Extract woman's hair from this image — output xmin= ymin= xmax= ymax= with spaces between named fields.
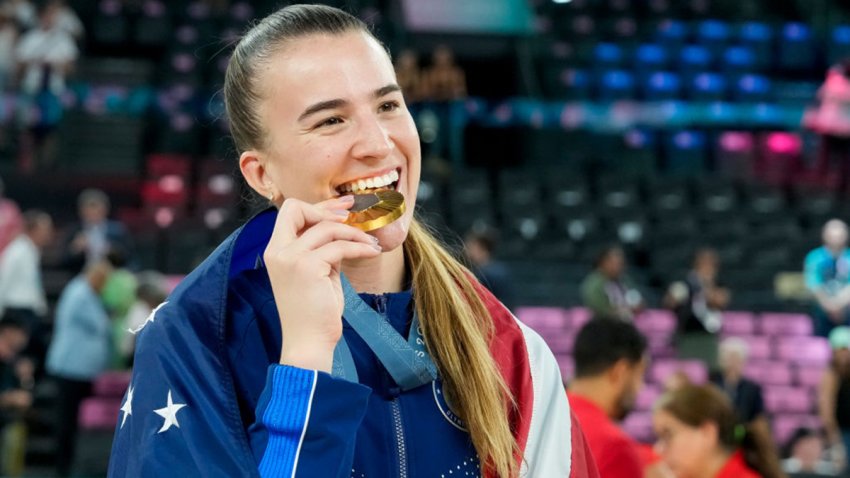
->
xmin=656 ymin=384 xmax=784 ymax=478
xmin=223 ymin=5 xmax=518 ymax=476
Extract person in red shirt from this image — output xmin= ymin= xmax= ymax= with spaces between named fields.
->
xmin=567 ymin=319 xmax=656 ymax=477
xmin=653 ymin=384 xmax=784 ymax=478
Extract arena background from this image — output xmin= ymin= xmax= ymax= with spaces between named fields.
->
xmin=1 ymin=0 xmax=850 ymax=476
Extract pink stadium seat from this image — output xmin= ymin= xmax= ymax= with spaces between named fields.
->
xmin=516 ymin=307 xmax=570 ymax=331
xmin=794 ymin=365 xmax=826 ymax=391
xmin=760 ymin=313 xmax=814 ymax=336
xmin=775 ymin=337 xmax=831 ymax=365
xmin=540 ymin=332 xmax=576 ymax=356
xmin=557 ymin=355 xmax=575 ymax=382
xmin=635 ymin=384 xmax=662 ymax=412
xmin=567 ymin=307 xmax=593 ymax=331
xmin=720 ymin=311 xmax=758 ymax=335
xmin=93 ymin=371 xmax=132 ymax=398
xmin=650 ymin=359 xmax=708 ymax=385
xmin=78 ymin=398 xmax=122 ymax=431
xmin=725 ymin=335 xmax=771 ymax=360
xmin=771 ymin=414 xmax=821 ymax=447
xmin=635 ymin=309 xmax=676 ymax=335
xmin=622 ymin=411 xmax=655 ymax=443
xmin=763 ymin=386 xmax=813 ymax=414
xmin=744 ymin=361 xmax=792 ymax=386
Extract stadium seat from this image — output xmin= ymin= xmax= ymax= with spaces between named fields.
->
xmin=745 ymin=360 xmax=793 ymax=386
xmin=557 ymin=355 xmax=575 ymax=382
xmin=134 ymin=1 xmax=172 ymax=48
xmin=777 ymin=23 xmax=815 ymax=71
xmin=596 ymin=69 xmax=637 ymax=101
xmin=650 ymin=359 xmax=708 ymax=385
xmin=622 ymin=412 xmax=655 ymax=444
xmin=92 ymin=0 xmax=129 ymax=47
xmin=641 ymin=71 xmax=682 ymax=100
xmin=715 ymin=131 xmax=756 ymax=178
xmin=696 ymin=20 xmax=731 ymax=57
xmin=93 ymin=371 xmax=132 ymax=398
xmin=775 ymin=336 xmax=831 ymax=366
xmin=517 ymin=307 xmax=571 ymax=330
xmin=772 ymin=414 xmax=822 ymax=449
xmin=664 ymin=130 xmax=707 ymax=175
xmin=737 ymin=21 xmax=774 ymax=70
xmin=724 ymin=334 xmax=772 ymax=361
xmin=721 ymin=46 xmax=757 ymax=75
xmin=78 ymin=398 xmax=123 ymax=431
xmin=763 ymin=386 xmax=813 ymax=414
xmin=828 ymin=25 xmax=850 ymax=66
xmin=655 ymin=19 xmax=689 ymax=50
xmin=720 ymin=311 xmax=758 ymax=335
xmin=634 ymin=384 xmax=662 ymax=412
xmin=761 ymin=313 xmax=814 ymax=336
xmin=687 ymin=72 xmax=727 ymax=101
xmin=634 ymin=44 xmax=670 ymax=76
xmin=679 ymin=46 xmax=714 ymax=80
xmin=732 ymin=74 xmax=772 ymax=103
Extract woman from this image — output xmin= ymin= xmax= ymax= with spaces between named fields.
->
xmin=107 ymin=5 xmax=595 ymax=478
xmin=653 ymin=384 xmax=784 ymax=478
xmin=818 ymin=326 xmax=850 ymax=475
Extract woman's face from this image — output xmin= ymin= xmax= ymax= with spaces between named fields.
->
xmin=653 ymin=410 xmax=714 ymax=478
xmin=245 ymin=31 xmax=421 ymax=251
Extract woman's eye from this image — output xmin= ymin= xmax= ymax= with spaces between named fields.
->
xmin=316 ymin=117 xmax=342 ymax=128
xmin=379 ymin=101 xmax=400 ymax=113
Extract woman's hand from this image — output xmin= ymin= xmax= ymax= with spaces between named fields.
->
xmin=264 ymin=195 xmax=382 ymax=373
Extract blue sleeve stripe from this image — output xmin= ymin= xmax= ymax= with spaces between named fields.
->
xmin=258 ymin=366 xmax=318 ymax=478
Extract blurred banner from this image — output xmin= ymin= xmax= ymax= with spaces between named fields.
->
xmin=401 ymin=0 xmax=533 ymax=35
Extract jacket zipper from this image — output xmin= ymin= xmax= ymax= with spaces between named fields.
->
xmin=390 ymin=398 xmax=408 ymax=478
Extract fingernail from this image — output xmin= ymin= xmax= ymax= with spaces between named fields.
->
xmin=372 ymin=243 xmax=382 ymax=251
xmin=338 ymin=195 xmax=354 ymax=203
xmin=370 ymin=236 xmax=379 ymax=243
xmin=331 ymin=209 xmax=350 ymax=217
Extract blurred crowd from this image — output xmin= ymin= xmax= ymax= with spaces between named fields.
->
xmin=0 ymin=179 xmax=166 ymax=476
xmin=0 ymin=0 xmax=81 ymax=173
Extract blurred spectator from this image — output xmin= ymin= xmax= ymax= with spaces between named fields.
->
xmin=62 ymin=188 xmax=133 ymax=274
xmin=581 ymin=245 xmax=643 ymax=321
xmin=119 ymin=271 xmax=167 ymax=366
xmin=666 ymin=248 xmax=731 ymax=369
xmin=653 ymin=383 xmax=784 ymax=478
xmin=2 ymin=0 xmax=35 ymax=30
xmin=14 ymin=0 xmax=78 ymax=172
xmin=45 ymin=260 xmax=114 ymax=477
xmin=804 ymin=60 xmax=850 ymax=193
xmin=567 ymin=319 xmax=666 ymax=477
xmin=463 ymin=227 xmax=514 ymax=311
xmin=0 ymin=317 xmax=32 ymax=478
xmin=395 ymin=49 xmax=423 ymax=104
xmin=46 ymin=0 xmax=82 ymax=42
xmin=99 ymin=249 xmax=137 ymax=367
xmin=818 ymin=326 xmax=850 ymax=475
xmin=804 ymin=219 xmax=850 ymax=337
xmin=711 ymin=337 xmax=774 ymax=461
xmin=421 ymin=45 xmax=467 ymax=166
xmin=0 ymin=210 xmax=52 ymax=369
xmin=781 ymin=427 xmax=838 ymax=477
xmin=0 ymin=7 xmax=17 ymax=93
xmin=0 ymin=176 xmax=22 ymax=255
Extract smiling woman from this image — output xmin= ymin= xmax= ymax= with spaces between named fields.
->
xmin=106 ymin=5 xmax=595 ymax=478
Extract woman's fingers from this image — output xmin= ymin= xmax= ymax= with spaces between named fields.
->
xmin=311 ymin=239 xmax=382 ymax=265
xmin=294 ymin=220 xmax=376 ymax=252
xmin=271 ymin=196 xmax=354 ymax=243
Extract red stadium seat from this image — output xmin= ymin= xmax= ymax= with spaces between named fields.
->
xmin=78 ymin=398 xmax=122 ymax=431
xmin=775 ymin=336 xmax=831 ymax=365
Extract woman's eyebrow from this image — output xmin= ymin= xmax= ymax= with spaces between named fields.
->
xmin=298 ymin=99 xmax=347 ymax=122
xmin=298 ymin=84 xmax=401 ymax=122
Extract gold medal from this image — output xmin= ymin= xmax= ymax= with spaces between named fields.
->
xmin=345 ymin=190 xmax=405 ymax=232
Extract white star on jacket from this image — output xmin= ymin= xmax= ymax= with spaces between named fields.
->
xmin=129 ymin=301 xmax=169 ymax=335
xmin=119 ymin=385 xmax=134 ymax=428
xmin=154 ymin=390 xmax=187 ymax=433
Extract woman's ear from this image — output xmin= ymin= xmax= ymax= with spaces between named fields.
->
xmin=240 ymin=150 xmax=277 ymax=201
xmin=699 ymin=421 xmax=720 ymax=446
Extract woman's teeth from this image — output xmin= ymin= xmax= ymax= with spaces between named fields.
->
xmin=338 ymin=170 xmax=399 ymax=194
